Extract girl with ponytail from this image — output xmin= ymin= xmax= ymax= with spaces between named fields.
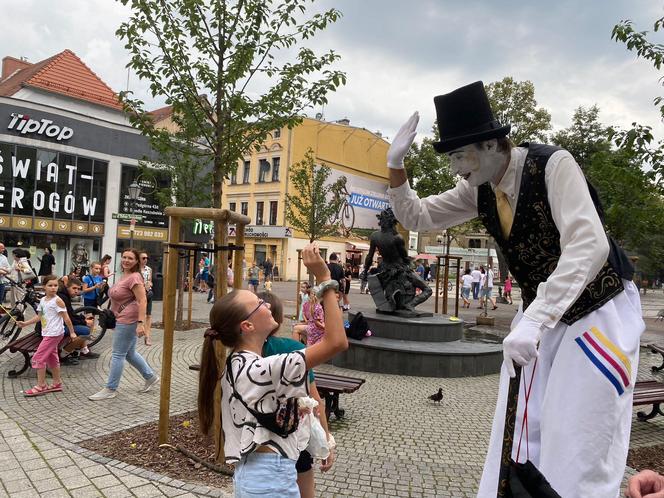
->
xmin=197 ymin=243 xmax=347 ymax=496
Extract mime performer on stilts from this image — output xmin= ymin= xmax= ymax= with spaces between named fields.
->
xmin=387 ymin=81 xmax=644 ymax=498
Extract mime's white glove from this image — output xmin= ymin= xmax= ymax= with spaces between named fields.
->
xmin=502 ymin=315 xmax=543 ymax=378
xmin=387 ymin=112 xmax=419 ymax=169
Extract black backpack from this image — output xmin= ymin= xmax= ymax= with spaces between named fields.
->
xmin=346 ymin=312 xmax=369 ymax=340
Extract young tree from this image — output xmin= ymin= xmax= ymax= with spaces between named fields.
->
xmin=117 ymin=0 xmax=347 ymax=207
xmin=285 ymin=149 xmax=347 ymax=243
xmin=139 ymin=128 xmax=213 ymax=329
xmin=486 ymin=77 xmax=552 ymax=145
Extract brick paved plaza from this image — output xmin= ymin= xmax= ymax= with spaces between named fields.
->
xmin=0 ymin=282 xmax=663 ymax=497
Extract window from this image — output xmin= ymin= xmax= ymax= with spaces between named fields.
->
xmin=269 ymin=201 xmax=278 ymax=225
xmin=254 ymin=244 xmax=266 ymax=266
xmin=256 ymin=201 xmax=264 ymax=225
xmin=468 ymin=238 xmax=482 ymax=248
xmin=271 ymin=157 xmax=280 ymax=182
xmin=230 ymin=167 xmax=237 ymax=185
xmin=273 ymin=128 xmax=281 ymax=139
xmin=241 ymin=202 xmax=248 ymax=216
xmin=242 ymin=161 xmax=250 ymax=184
xmin=229 ymin=202 xmax=236 ymax=212
xmin=258 ymin=159 xmax=270 ymax=183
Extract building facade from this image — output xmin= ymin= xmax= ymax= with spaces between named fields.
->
xmin=0 ymin=51 xmax=166 ymax=277
xmin=219 ymin=117 xmax=390 ymax=280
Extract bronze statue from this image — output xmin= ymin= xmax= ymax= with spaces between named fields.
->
xmin=362 ymin=208 xmax=432 ymax=316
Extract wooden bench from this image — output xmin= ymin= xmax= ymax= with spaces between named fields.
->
xmin=648 ymin=343 xmax=664 ymax=373
xmin=634 ymin=380 xmax=664 ymax=421
xmin=5 ymin=331 xmax=70 ymax=378
xmin=314 ymin=371 xmax=365 ymax=420
xmin=188 ymin=364 xmax=365 ymax=420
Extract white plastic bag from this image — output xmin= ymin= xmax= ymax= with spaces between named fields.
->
xmin=298 ymin=397 xmax=329 ymax=459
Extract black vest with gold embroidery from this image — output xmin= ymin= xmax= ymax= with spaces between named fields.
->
xmin=477 ymin=143 xmax=633 ymax=325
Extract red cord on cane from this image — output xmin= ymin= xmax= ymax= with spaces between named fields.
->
xmin=516 ymin=358 xmax=538 ymax=462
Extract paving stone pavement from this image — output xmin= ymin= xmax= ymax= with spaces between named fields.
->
xmin=0 ymin=283 xmax=662 ymax=497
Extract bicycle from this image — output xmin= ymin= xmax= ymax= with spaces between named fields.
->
xmin=331 ymin=181 xmax=356 ymax=236
xmin=0 ymin=277 xmax=42 ymax=346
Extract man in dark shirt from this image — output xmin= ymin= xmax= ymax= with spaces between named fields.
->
xmin=327 ymin=253 xmax=345 ymax=307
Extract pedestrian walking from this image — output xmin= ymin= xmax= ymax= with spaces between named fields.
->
xmin=247 ymin=261 xmax=260 ymax=293
xmin=88 ymin=249 xmax=159 ymax=400
xmin=37 ymin=247 xmax=55 ymax=276
xmin=504 ymin=275 xmax=513 ymax=305
xmin=471 ymin=266 xmax=481 ymax=301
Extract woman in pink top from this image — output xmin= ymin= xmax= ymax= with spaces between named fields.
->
xmin=89 ymin=249 xmax=159 ymax=401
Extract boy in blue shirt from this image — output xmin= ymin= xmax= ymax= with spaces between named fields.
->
xmin=82 ymin=262 xmax=105 ymax=308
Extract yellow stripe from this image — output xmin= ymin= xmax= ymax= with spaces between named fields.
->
xmin=590 ymin=326 xmax=631 ymax=379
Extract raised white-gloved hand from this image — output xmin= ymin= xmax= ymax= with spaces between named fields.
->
xmin=387 ymin=112 xmax=419 ymax=169
xmin=502 ymin=315 xmax=543 ymax=378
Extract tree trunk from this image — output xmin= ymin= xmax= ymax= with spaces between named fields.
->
xmin=176 ymin=251 xmax=185 ymax=329
xmin=175 ymin=225 xmax=187 ymax=328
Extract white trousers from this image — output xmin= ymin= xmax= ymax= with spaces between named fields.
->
xmin=477 ymin=280 xmax=644 ymax=498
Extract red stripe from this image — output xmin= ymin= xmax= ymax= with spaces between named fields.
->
xmin=582 ymin=332 xmax=630 ymax=387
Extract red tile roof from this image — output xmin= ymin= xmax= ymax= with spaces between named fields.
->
xmin=149 ymin=104 xmax=174 ymax=123
xmin=0 ymin=49 xmax=123 ymax=111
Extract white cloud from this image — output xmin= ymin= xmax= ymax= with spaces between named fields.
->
xmin=2 ymin=0 xmax=663 ymax=143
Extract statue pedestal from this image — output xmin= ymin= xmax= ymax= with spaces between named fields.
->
xmin=330 ymin=308 xmax=502 ymax=378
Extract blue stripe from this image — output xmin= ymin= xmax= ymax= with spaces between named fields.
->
xmin=575 ymin=337 xmax=624 ymax=395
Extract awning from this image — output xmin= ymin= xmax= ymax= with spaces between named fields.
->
xmin=346 ymin=242 xmax=371 ymax=251
xmin=415 ymin=253 xmax=437 ymax=261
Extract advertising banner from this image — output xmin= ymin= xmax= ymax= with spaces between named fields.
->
xmin=324 ymin=167 xmax=389 ymax=231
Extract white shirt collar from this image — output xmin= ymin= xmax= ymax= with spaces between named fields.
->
xmin=493 ymin=147 xmax=527 ymax=200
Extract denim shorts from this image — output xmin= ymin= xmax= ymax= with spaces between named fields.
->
xmin=461 ymin=287 xmax=471 ymax=299
xmin=481 ymin=287 xmax=493 ymax=297
xmin=234 ymin=451 xmax=299 ymax=497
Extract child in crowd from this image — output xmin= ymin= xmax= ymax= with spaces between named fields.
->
xmin=258 ymin=291 xmax=336 ymax=498
xmin=197 ymin=243 xmax=347 ymax=497
xmin=504 ymin=274 xmax=513 ymax=305
xmin=17 ymin=275 xmax=76 ymax=396
xmin=82 ymin=262 xmax=105 ymax=308
xmin=292 ymin=283 xmax=312 ymax=344
xmin=305 ymin=293 xmax=326 ymax=346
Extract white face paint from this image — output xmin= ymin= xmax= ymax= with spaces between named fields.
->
xmin=447 ymin=139 xmax=508 ymax=187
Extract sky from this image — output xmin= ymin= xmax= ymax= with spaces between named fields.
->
xmin=3 ymin=0 xmax=664 ymax=142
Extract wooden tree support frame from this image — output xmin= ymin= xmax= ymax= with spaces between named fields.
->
xmin=434 ymin=254 xmax=463 ymax=316
xmin=158 ymin=207 xmax=251 ymax=461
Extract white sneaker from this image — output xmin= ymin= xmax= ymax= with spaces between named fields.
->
xmin=88 ymin=388 xmax=117 ymax=401
xmin=141 ymin=375 xmax=160 ymax=393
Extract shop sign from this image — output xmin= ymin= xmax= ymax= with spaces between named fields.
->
xmin=0 ymin=150 xmax=99 ymax=217
xmin=190 ymin=219 xmax=292 ymax=239
xmin=7 ymin=113 xmax=74 ymax=141
xmin=117 ymin=226 xmax=168 ymax=241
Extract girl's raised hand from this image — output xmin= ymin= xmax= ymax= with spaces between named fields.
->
xmin=302 ymin=243 xmax=331 ymax=283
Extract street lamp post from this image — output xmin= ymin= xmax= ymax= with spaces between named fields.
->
xmin=128 ymin=181 xmax=141 ymax=248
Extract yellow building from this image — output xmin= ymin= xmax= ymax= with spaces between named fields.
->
xmin=221 ymin=117 xmax=390 ymax=280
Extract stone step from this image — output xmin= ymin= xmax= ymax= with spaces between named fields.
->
xmin=350 ymin=309 xmax=463 ymax=342
xmin=330 ymin=336 xmax=503 ymax=378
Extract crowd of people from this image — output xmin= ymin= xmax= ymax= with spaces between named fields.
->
xmin=0 ymin=243 xmax=160 ymax=400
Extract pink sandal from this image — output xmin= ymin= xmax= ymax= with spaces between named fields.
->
xmin=46 ymin=383 xmax=63 ymax=393
xmin=23 ymin=384 xmax=50 ymax=397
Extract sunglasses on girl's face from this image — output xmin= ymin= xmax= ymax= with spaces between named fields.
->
xmin=244 ymin=299 xmax=267 ymax=321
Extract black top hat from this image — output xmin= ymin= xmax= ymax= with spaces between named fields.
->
xmin=432 ymin=81 xmax=511 ymax=154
